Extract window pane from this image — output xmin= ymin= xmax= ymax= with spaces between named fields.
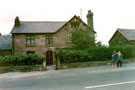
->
xmin=46 ymin=38 xmax=48 ymax=44
xmin=50 ymin=35 xmax=53 ymax=44
xmin=46 ymin=36 xmax=48 ymax=39
xmin=27 ymin=40 xmax=30 ymax=45
xmin=71 ymin=23 xmax=73 ymax=28
xmin=31 ymin=39 xmax=35 ymax=45
xmin=50 ymin=35 xmax=53 ymax=39
xmin=27 ymin=36 xmax=30 ymax=39
xmin=31 ymin=36 xmax=34 ymax=39
xmin=50 ymin=39 xmax=53 ymax=44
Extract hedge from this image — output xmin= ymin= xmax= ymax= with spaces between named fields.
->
xmin=55 ymin=45 xmax=135 ymax=63
xmin=0 ymin=54 xmax=43 ymax=67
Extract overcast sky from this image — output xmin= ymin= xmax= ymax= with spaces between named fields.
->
xmin=1 ymin=0 xmax=135 ymax=45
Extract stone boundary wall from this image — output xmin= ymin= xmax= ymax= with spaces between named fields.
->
xmin=0 ymin=65 xmax=45 ymax=74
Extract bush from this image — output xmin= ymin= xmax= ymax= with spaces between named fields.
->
xmin=55 ymin=45 xmax=135 ymax=63
xmin=0 ymin=54 xmax=43 ymax=67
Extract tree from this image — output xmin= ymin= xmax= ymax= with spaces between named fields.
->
xmin=95 ymin=41 xmax=107 ymax=47
xmin=68 ymin=28 xmax=95 ymax=50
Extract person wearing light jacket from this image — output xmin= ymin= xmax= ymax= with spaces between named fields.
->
xmin=117 ymin=51 xmax=123 ymax=67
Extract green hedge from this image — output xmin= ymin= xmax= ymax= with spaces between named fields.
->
xmin=0 ymin=54 xmax=43 ymax=67
xmin=55 ymin=45 xmax=135 ymax=63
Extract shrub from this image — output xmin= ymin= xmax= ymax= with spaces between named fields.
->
xmin=55 ymin=45 xmax=135 ymax=63
xmin=0 ymin=54 xmax=43 ymax=67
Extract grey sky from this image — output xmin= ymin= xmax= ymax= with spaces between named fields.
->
xmin=0 ymin=0 xmax=135 ymax=45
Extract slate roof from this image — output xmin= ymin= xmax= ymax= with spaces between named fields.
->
xmin=0 ymin=35 xmax=12 ymax=50
xmin=118 ymin=28 xmax=135 ymax=41
xmin=10 ymin=21 xmax=66 ymax=34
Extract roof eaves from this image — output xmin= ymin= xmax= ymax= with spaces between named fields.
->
xmin=109 ymin=29 xmax=118 ymax=43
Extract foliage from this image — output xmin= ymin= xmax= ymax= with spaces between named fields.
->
xmin=68 ymin=28 xmax=95 ymax=50
xmin=0 ymin=54 xmax=43 ymax=67
xmin=95 ymin=41 xmax=107 ymax=47
xmin=55 ymin=45 xmax=135 ymax=63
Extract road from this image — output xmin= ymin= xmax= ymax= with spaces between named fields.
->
xmin=0 ymin=63 xmax=135 ymax=90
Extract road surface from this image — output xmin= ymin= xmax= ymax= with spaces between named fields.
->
xmin=0 ymin=63 xmax=135 ymax=90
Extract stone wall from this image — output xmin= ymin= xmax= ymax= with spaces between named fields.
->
xmin=13 ymin=34 xmax=47 ymax=56
xmin=109 ymin=31 xmax=128 ymax=46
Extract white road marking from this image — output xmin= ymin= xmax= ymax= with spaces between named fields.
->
xmin=85 ymin=80 xmax=135 ymax=89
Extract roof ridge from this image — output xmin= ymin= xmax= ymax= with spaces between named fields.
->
xmin=20 ymin=21 xmax=67 ymax=23
xmin=118 ymin=28 xmax=135 ymax=31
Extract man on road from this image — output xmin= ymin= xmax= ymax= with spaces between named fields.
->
xmin=117 ymin=51 xmax=123 ymax=67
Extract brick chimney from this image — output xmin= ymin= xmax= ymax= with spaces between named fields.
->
xmin=15 ymin=16 xmax=20 ymax=27
xmin=78 ymin=16 xmax=81 ymax=19
xmin=86 ymin=10 xmax=94 ymax=30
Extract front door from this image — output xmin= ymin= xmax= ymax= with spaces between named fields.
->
xmin=46 ymin=51 xmax=53 ymax=65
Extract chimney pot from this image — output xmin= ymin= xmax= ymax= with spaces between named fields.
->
xmin=15 ymin=16 xmax=20 ymax=27
xmin=88 ymin=10 xmax=91 ymax=13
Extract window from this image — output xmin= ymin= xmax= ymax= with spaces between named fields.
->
xmin=26 ymin=35 xmax=35 ymax=46
xmin=71 ymin=23 xmax=79 ymax=29
xmin=27 ymin=51 xmax=35 ymax=55
xmin=45 ymin=35 xmax=53 ymax=46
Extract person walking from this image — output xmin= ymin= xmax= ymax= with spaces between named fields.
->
xmin=117 ymin=51 xmax=123 ymax=67
xmin=112 ymin=50 xmax=117 ymax=67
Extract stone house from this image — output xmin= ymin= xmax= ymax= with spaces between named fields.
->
xmin=0 ymin=35 xmax=12 ymax=56
xmin=10 ymin=10 xmax=96 ymax=65
xmin=109 ymin=28 xmax=135 ymax=46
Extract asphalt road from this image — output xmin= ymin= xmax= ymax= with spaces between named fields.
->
xmin=0 ymin=63 xmax=135 ymax=90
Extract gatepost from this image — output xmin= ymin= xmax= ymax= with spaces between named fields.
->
xmin=55 ymin=56 xmax=60 ymax=70
xmin=42 ymin=56 xmax=46 ymax=71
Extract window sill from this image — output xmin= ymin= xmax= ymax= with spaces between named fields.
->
xmin=26 ymin=45 xmax=36 ymax=47
xmin=45 ymin=44 xmax=53 ymax=47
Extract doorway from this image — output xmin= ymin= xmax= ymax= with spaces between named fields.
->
xmin=46 ymin=51 xmax=53 ymax=65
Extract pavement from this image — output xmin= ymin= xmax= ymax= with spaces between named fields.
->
xmin=0 ymin=63 xmax=135 ymax=90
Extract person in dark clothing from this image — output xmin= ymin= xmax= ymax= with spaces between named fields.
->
xmin=117 ymin=51 xmax=123 ymax=67
xmin=112 ymin=50 xmax=117 ymax=67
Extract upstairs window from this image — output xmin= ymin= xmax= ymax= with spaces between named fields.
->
xmin=71 ymin=18 xmax=80 ymax=29
xmin=26 ymin=35 xmax=35 ymax=46
xmin=71 ymin=23 xmax=79 ymax=29
xmin=45 ymin=35 xmax=53 ymax=46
